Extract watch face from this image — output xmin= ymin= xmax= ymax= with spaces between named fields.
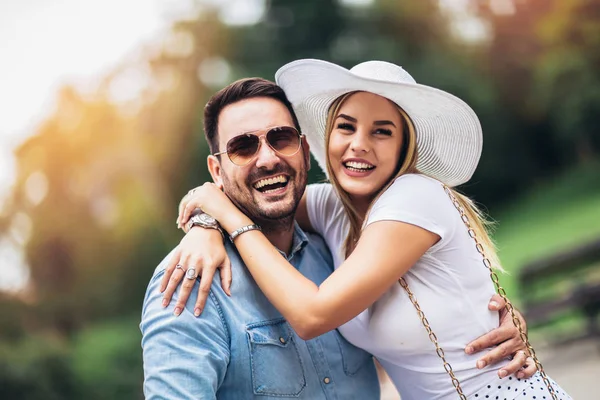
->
xmin=199 ymin=213 xmax=217 ymax=225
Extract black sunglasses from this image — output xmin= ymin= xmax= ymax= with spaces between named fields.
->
xmin=213 ymin=126 xmax=303 ymax=166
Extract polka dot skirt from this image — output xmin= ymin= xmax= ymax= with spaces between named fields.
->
xmin=471 ymin=372 xmax=572 ymax=399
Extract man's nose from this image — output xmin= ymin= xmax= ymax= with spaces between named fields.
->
xmin=254 ymin=137 xmax=281 ymax=169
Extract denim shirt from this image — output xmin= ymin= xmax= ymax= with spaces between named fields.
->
xmin=141 ymin=224 xmax=380 ymax=399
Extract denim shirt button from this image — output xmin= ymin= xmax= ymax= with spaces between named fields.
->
xmin=279 ymin=337 xmax=286 ymax=344
xmin=323 ymin=377 xmax=331 ymax=384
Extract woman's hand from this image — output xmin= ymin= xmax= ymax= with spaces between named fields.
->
xmin=176 ymin=183 xmax=251 ymax=233
xmin=160 ymin=226 xmax=231 ymax=317
xmin=176 ymin=186 xmax=203 ymax=230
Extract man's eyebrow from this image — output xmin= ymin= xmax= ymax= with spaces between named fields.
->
xmin=373 ymin=120 xmax=397 ymax=128
xmin=336 ymin=114 xmax=357 ymax=123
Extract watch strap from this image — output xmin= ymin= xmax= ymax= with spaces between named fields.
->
xmin=188 ymin=219 xmax=225 ymax=239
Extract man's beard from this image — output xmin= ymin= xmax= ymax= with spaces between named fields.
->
xmin=221 ymin=165 xmax=306 ymax=233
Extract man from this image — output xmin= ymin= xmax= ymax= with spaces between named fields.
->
xmin=140 ymin=78 xmax=532 ymax=399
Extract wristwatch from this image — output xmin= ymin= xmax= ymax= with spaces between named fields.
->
xmin=187 ymin=213 xmax=224 ymax=239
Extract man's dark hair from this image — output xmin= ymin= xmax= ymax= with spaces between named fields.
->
xmin=203 ymin=78 xmax=301 ymax=154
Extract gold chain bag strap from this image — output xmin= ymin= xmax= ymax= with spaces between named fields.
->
xmin=397 ymin=184 xmax=558 ymax=399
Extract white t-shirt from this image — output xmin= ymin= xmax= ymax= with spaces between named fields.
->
xmin=306 ymin=174 xmax=515 ymax=400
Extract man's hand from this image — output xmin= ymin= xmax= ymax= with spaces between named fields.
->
xmin=465 ymin=294 xmax=537 ymax=379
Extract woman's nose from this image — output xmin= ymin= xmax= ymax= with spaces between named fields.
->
xmin=350 ymin=130 xmax=370 ymax=153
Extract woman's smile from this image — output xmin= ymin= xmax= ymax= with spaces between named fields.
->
xmin=341 ymin=157 xmax=376 ymax=177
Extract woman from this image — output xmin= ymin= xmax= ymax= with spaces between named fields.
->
xmin=169 ymin=60 xmax=571 ymax=399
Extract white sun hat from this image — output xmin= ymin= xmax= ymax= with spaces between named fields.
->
xmin=275 ymin=59 xmax=483 ymax=187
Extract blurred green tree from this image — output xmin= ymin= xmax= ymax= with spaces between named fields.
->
xmin=0 ymin=9 xmax=230 ymax=336
xmin=0 ymin=335 xmax=75 ymax=400
xmin=470 ymin=0 xmax=600 ymax=198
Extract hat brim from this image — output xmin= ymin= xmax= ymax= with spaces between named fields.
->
xmin=275 ymin=59 xmax=482 ymax=187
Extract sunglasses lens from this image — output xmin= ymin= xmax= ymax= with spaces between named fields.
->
xmin=224 ymin=127 xmax=300 ymax=165
xmin=266 ymin=127 xmax=300 ymax=155
xmin=227 ymin=134 xmax=259 ymax=165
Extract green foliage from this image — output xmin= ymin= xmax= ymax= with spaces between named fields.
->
xmin=71 ymin=317 xmax=143 ymax=400
xmin=0 ymin=295 xmax=28 ymax=341
xmin=0 ymin=335 xmax=75 ymax=400
xmin=533 ymin=0 xmax=600 ymax=159
xmin=0 ymin=317 xmax=143 ymax=400
xmin=493 ymin=161 xmax=600 ymax=300
xmin=469 ymin=0 xmax=600 ymax=205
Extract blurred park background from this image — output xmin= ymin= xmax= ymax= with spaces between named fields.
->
xmin=0 ymin=0 xmax=599 ymax=398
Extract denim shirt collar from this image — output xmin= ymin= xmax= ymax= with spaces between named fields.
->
xmin=275 ymin=222 xmax=309 ymax=262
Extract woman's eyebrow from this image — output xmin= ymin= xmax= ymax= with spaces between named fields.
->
xmin=374 ymin=120 xmax=397 ymax=127
xmin=337 ymin=114 xmax=397 ymax=128
xmin=337 ymin=114 xmax=396 ymax=128
xmin=336 ymin=114 xmax=357 ymax=123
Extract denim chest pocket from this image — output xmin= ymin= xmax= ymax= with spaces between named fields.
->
xmin=334 ymin=332 xmax=373 ymax=376
xmin=246 ymin=318 xmax=306 ymax=397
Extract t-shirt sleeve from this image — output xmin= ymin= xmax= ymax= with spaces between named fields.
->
xmin=365 ymin=174 xmax=458 ymax=250
xmin=305 ymin=183 xmax=343 ymax=238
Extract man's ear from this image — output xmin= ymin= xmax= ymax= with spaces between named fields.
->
xmin=302 ymin=136 xmax=311 ymax=172
xmin=207 ymin=155 xmax=224 ymax=189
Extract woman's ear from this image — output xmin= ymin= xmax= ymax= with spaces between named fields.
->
xmin=207 ymin=155 xmax=224 ymax=189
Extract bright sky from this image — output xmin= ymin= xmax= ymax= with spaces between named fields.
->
xmin=0 ymin=0 xmax=173 ymax=192
xmin=0 ymin=0 xmax=175 ymax=290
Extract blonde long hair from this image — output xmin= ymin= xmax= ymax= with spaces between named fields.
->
xmin=324 ymin=92 xmax=502 ymax=271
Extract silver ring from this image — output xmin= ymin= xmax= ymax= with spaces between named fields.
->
xmin=185 ymin=267 xmax=197 ymax=280
xmin=175 ymin=264 xmax=184 ymax=270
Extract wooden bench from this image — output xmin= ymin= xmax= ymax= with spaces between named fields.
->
xmin=518 ymin=238 xmax=600 ymax=345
